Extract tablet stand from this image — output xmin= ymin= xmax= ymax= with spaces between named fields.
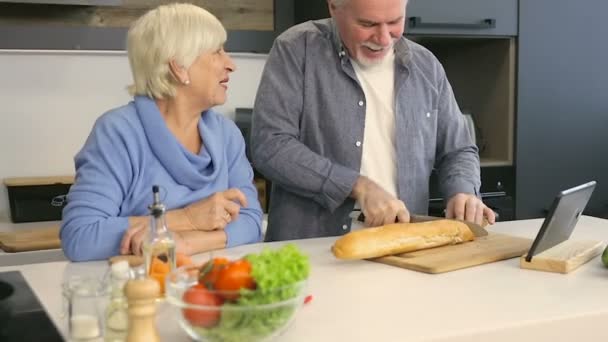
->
xmin=520 ymin=239 xmax=604 ymax=274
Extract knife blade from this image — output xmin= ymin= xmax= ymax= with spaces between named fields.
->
xmin=355 ymin=212 xmax=489 ymax=237
xmin=410 ymin=214 xmax=489 ymax=237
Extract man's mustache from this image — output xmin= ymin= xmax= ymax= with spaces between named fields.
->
xmin=361 ymin=38 xmax=397 ymax=51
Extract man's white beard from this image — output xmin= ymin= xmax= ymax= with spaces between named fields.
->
xmin=356 ymin=40 xmax=396 ymax=67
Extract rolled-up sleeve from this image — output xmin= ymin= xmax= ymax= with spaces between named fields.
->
xmin=434 ymin=65 xmax=481 ymax=200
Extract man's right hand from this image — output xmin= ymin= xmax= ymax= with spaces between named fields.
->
xmin=351 ymin=176 xmax=410 ymax=227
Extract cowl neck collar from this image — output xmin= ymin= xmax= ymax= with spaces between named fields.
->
xmin=134 ymin=96 xmax=221 ymax=189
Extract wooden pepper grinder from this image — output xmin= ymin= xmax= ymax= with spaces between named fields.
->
xmin=124 ymin=278 xmax=160 ymax=342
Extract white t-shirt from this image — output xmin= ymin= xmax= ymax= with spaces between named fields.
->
xmin=351 ymin=50 xmax=398 ymax=229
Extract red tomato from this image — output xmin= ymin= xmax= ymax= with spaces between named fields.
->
xmin=214 ymin=259 xmax=256 ymax=300
xmin=182 ymin=284 xmax=223 ymax=328
xmin=198 ymin=257 xmax=230 ymax=288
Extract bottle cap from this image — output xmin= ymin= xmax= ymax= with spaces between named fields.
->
xmin=149 ymin=185 xmax=166 ymax=217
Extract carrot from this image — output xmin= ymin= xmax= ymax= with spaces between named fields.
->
xmin=151 ymin=257 xmax=170 ymax=274
xmin=176 ymin=252 xmax=193 ymax=267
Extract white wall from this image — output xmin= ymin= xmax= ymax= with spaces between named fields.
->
xmin=0 ymin=50 xmax=267 ymax=221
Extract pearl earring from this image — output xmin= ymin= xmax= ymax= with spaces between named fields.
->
xmin=183 ymin=79 xmax=190 ymax=85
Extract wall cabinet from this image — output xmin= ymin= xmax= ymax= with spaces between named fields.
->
xmin=406 ymin=0 xmax=518 ymax=36
xmin=516 ymin=0 xmax=608 ymax=219
xmin=296 ymin=0 xmax=518 ymax=37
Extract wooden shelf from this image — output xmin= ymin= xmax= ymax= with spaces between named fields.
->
xmin=0 ymin=0 xmax=274 ymax=31
xmin=480 ymin=158 xmax=512 ymax=167
xmin=412 ymin=37 xmax=516 ymax=167
xmin=4 ymin=175 xmax=74 ymax=187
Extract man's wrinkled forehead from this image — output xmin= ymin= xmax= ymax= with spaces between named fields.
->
xmin=331 ymin=0 xmax=408 ymax=7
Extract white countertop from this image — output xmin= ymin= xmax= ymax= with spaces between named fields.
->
xmin=1 ymin=216 xmax=608 ymax=341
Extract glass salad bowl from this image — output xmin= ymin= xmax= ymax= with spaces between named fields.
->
xmin=165 ymin=246 xmax=309 ymax=342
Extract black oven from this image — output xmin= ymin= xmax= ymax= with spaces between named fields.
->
xmin=429 ymin=166 xmax=515 ymax=221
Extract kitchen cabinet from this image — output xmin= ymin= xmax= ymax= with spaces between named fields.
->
xmin=0 ymin=0 xmax=121 ymax=4
xmin=412 ymin=36 xmax=516 ymax=168
xmin=405 ymin=0 xmax=518 ymax=36
xmin=294 ymin=0 xmax=328 ymax=24
xmin=516 ymin=0 xmax=608 ymax=219
xmin=296 ymin=0 xmax=518 ymax=37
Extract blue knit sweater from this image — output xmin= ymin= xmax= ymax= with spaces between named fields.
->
xmin=60 ymin=96 xmax=262 ymax=261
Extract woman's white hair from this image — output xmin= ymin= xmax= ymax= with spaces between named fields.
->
xmin=126 ymin=3 xmax=227 ymax=99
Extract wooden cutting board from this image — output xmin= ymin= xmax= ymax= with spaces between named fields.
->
xmin=0 ymin=226 xmax=61 ymax=252
xmin=370 ymin=232 xmax=532 ymax=274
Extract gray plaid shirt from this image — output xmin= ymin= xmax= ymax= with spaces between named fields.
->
xmin=252 ymin=19 xmax=480 ymax=241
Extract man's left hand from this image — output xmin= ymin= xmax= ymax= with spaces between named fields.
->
xmin=446 ymin=193 xmax=496 ymax=225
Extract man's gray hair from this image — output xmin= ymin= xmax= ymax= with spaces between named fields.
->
xmin=329 ymin=0 xmax=408 ymax=8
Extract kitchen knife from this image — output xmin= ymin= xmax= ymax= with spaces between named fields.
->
xmin=410 ymin=215 xmax=489 ymax=237
xmin=356 ymin=212 xmax=489 ymax=237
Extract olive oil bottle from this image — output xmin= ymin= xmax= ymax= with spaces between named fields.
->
xmin=143 ymin=185 xmax=176 ymax=279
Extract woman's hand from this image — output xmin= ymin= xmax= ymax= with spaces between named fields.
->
xmin=120 ymin=217 xmax=148 ymax=255
xmin=183 ymin=188 xmax=248 ymax=231
xmin=120 ymin=217 xmax=197 ymax=256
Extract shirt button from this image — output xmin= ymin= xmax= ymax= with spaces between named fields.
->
xmin=342 ymin=224 xmax=348 ymax=230
xmin=426 ymin=112 xmax=431 ymax=118
xmin=358 ymin=100 xmax=364 ymax=106
xmin=355 ymin=141 xmax=362 ymax=147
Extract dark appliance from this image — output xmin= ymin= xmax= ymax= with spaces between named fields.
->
xmin=0 ymin=271 xmax=63 ymax=341
xmin=429 ymin=166 xmax=515 ymax=221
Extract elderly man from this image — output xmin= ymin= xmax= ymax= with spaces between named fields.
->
xmin=251 ymin=0 xmax=495 ymax=241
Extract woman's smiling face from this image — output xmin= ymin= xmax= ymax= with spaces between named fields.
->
xmin=187 ymin=47 xmax=236 ymax=109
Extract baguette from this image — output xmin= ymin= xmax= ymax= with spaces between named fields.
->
xmin=331 ymin=220 xmax=475 ymax=260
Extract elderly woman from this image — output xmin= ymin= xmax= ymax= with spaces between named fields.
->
xmin=60 ymin=3 xmax=262 ymax=261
